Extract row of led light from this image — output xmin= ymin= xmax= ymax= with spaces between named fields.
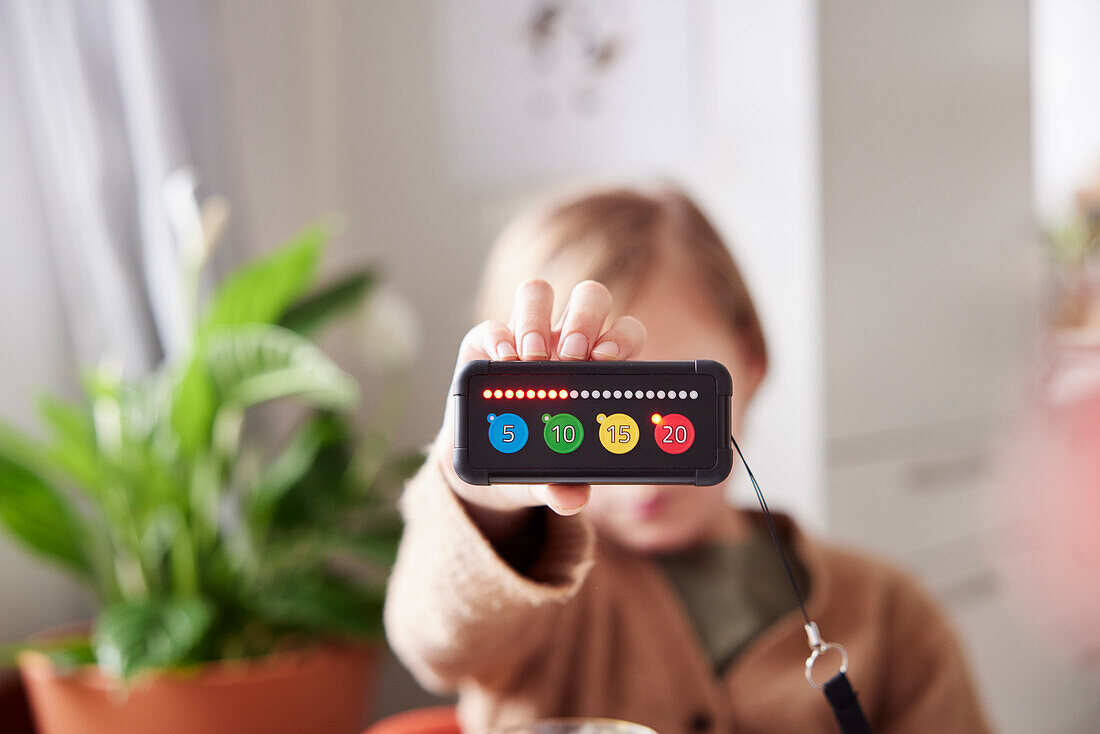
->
xmin=482 ymin=388 xmax=699 ymax=400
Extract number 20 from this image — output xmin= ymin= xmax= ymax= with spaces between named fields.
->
xmin=662 ymin=425 xmax=688 ymax=443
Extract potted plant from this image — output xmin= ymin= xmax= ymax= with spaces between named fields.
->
xmin=0 ymin=221 xmax=420 ymax=734
xmin=1045 ymin=166 xmax=1100 ymax=341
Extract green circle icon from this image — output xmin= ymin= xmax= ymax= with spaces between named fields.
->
xmin=542 ymin=413 xmax=584 ymax=454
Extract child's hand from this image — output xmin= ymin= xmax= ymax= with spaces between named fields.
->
xmin=431 ymin=279 xmax=646 ymax=531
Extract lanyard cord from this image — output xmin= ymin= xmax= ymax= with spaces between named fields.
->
xmin=731 ymin=434 xmax=873 ymax=734
xmin=731 ymin=435 xmax=810 ymax=626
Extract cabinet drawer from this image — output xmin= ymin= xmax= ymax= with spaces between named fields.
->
xmin=826 ymin=448 xmax=1002 ymax=560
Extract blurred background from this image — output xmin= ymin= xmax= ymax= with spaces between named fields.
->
xmin=2 ymin=1 xmax=1100 ymax=732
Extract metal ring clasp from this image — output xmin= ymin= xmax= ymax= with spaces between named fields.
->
xmin=803 ymin=622 xmax=850 ymax=689
xmin=805 ymin=642 xmax=850 ymax=689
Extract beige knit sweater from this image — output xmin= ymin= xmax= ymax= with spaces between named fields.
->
xmin=384 ymin=458 xmax=992 ymax=734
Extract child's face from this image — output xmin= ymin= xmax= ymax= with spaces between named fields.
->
xmin=584 ymin=271 xmax=763 ymax=553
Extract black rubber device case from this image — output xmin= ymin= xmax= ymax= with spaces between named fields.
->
xmin=452 ymin=360 xmax=733 ymax=485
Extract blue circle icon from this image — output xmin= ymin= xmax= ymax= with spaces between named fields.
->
xmin=487 ymin=413 xmax=529 ymax=453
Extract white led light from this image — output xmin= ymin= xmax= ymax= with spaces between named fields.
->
xmin=602 ymin=390 xmax=611 ymax=398
xmin=581 ymin=389 xmax=590 ymax=398
xmin=678 ymin=390 xmax=687 ymax=399
xmin=645 ymin=390 xmax=654 ymax=398
xmin=613 ymin=390 xmax=622 ymax=398
xmin=657 ymin=390 xmax=665 ymax=399
xmin=624 ymin=390 xmax=633 ymax=399
xmin=570 ymin=389 xmax=579 ymax=398
xmin=689 ymin=390 xmax=698 ymax=399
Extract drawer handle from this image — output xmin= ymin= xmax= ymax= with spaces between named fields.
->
xmin=937 ymin=569 xmax=998 ymax=606
xmin=907 ymin=453 xmax=986 ymax=492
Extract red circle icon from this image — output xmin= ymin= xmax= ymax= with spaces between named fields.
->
xmin=654 ymin=413 xmax=695 ymax=454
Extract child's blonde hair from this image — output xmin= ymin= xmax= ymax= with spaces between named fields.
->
xmin=476 ymin=184 xmax=768 ymax=369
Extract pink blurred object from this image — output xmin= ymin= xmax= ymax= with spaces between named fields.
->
xmin=1004 ymin=389 xmax=1100 ymax=656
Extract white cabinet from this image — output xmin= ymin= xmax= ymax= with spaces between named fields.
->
xmin=819 ymin=0 xmax=1033 ymax=443
xmin=721 ymin=0 xmax=1100 ymax=730
xmin=827 ymin=443 xmax=1001 ymax=563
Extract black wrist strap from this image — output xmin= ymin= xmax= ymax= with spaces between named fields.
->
xmin=823 ymin=672 xmax=873 ymax=734
xmin=732 ymin=436 xmax=873 ymax=734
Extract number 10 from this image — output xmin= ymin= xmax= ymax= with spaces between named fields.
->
xmin=552 ymin=424 xmax=576 ymax=443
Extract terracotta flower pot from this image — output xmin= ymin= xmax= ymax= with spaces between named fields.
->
xmin=18 ymin=641 xmax=378 ymax=734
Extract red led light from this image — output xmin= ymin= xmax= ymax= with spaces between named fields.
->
xmin=537 ymin=389 xmax=546 ymax=399
xmin=547 ymin=389 xmax=557 ymax=399
xmin=505 ymin=389 xmax=514 ymax=398
xmin=526 ymin=389 xmax=535 ymax=398
xmin=483 ymin=389 xmax=492 ymax=399
xmin=651 ymin=413 xmax=662 ymax=425
xmin=515 ymin=390 xmax=524 ymax=399
xmin=494 ymin=389 xmax=503 ymax=398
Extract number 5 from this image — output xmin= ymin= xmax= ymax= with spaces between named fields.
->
xmin=502 ymin=425 xmax=515 ymax=443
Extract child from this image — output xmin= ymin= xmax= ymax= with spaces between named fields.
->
xmin=384 ymin=185 xmax=990 ymax=733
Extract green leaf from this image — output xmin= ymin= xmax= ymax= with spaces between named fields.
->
xmin=284 ymin=530 xmax=400 ymax=568
xmin=115 ymin=373 xmax=171 ymax=443
xmin=205 ymin=325 xmax=359 ymax=410
xmin=37 ymin=394 xmax=94 ymax=445
xmin=35 ymin=395 xmax=105 ymax=490
xmin=249 ymin=576 xmax=382 ymax=637
xmin=246 ymin=413 xmax=344 ymax=533
xmin=47 ymin=638 xmax=96 ymax=671
xmin=171 ymin=356 xmax=217 ymax=455
xmin=258 ymin=523 xmax=400 ymax=582
xmin=0 ymin=453 xmax=90 ymax=576
xmin=201 ymin=225 xmax=326 ymax=332
xmin=279 ymin=270 xmax=376 ymax=336
xmin=93 ymin=598 xmax=214 ymax=678
xmin=266 ymin=417 xmax=356 ymax=532
xmin=0 ymin=634 xmax=92 ymax=670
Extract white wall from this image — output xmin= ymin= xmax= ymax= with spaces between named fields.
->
xmin=700 ymin=0 xmax=825 ymax=527
xmin=1031 ymin=0 xmax=1100 ymax=218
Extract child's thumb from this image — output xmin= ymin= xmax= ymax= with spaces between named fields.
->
xmin=536 ymin=484 xmax=591 ymax=516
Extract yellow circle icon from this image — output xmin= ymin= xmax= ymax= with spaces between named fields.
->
xmin=596 ymin=412 xmax=640 ymax=454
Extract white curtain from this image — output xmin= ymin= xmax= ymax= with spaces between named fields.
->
xmin=2 ymin=0 xmax=196 ymax=373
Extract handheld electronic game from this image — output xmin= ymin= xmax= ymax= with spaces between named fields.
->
xmin=451 ymin=360 xmax=733 ymax=485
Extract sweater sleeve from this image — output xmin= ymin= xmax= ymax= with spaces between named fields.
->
xmin=383 ymin=454 xmax=596 ymax=694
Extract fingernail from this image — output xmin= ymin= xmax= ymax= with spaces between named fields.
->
xmin=559 ymin=332 xmax=588 ymax=359
xmin=496 ymin=341 xmax=518 ymax=360
xmin=521 ymin=332 xmax=548 ymax=359
xmin=592 ymin=341 xmax=619 ymax=359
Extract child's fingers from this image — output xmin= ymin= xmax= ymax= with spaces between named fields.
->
xmin=592 ymin=315 xmax=647 ymax=360
xmin=509 ymin=278 xmax=554 ymax=360
xmin=455 ymin=320 xmax=517 ymax=364
xmin=478 ymin=320 xmax=518 ymax=361
xmin=556 ymin=280 xmax=613 ymax=360
xmin=532 ymin=484 xmax=591 ymax=515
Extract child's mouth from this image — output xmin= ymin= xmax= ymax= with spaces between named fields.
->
xmin=633 ymin=494 xmax=670 ymax=520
